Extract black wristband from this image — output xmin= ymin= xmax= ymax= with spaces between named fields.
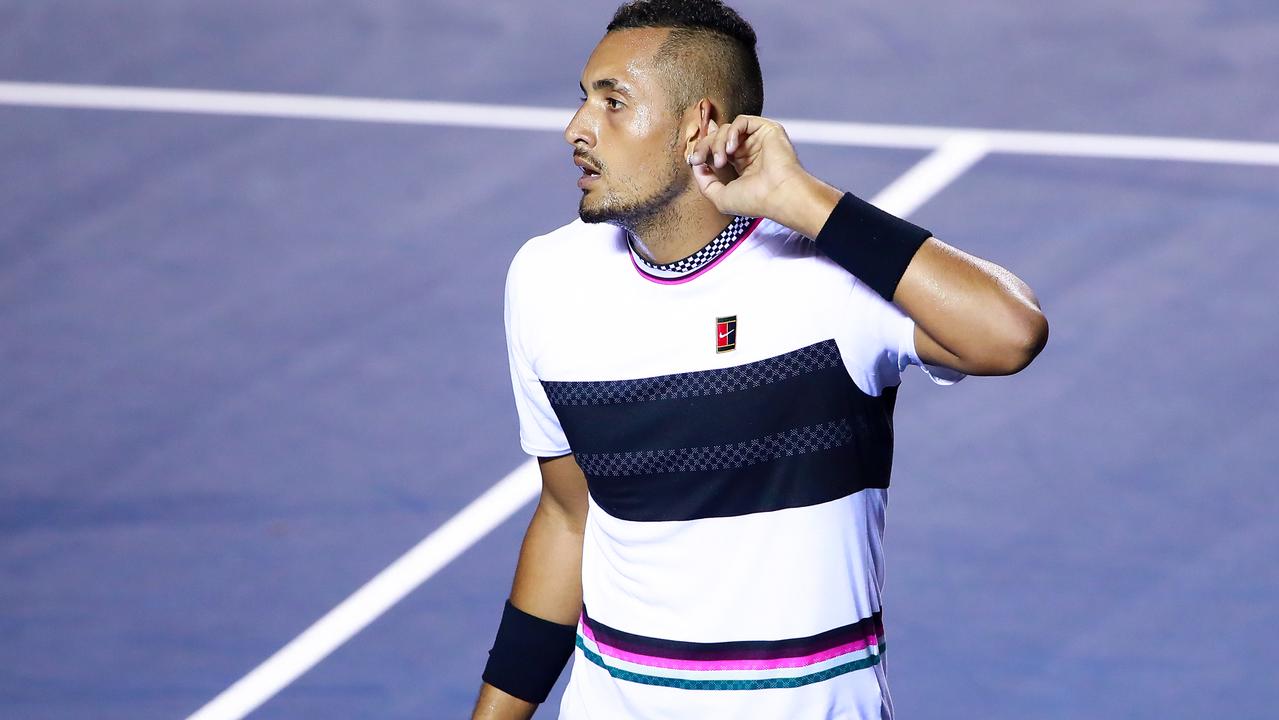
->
xmin=481 ymin=599 xmax=577 ymax=704
xmin=813 ymin=192 xmax=932 ymax=301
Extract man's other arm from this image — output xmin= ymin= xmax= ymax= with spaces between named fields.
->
xmin=471 ymin=453 xmax=588 ymax=720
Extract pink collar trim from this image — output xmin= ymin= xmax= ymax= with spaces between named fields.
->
xmin=629 ymin=217 xmax=763 ymax=285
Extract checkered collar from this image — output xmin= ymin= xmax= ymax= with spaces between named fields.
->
xmin=627 ymin=216 xmax=756 ymax=280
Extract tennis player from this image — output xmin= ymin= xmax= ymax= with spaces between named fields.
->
xmin=473 ymin=1 xmax=1048 ymax=717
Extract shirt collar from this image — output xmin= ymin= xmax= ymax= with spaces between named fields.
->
xmin=627 ymin=215 xmax=757 ymax=280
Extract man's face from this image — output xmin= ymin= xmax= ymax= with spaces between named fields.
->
xmin=564 ymin=28 xmax=691 ymax=228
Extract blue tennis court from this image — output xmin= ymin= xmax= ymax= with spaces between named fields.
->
xmin=2 ymin=2 xmax=1276 ymax=718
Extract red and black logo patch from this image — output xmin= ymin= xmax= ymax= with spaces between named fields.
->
xmin=716 ymin=315 xmax=737 ymax=353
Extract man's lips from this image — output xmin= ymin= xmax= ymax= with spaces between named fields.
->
xmin=574 ymin=154 xmax=602 ymax=189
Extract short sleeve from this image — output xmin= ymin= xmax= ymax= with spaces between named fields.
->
xmin=504 ymin=255 xmax=571 ymax=457
xmin=841 ymin=276 xmax=965 ymax=393
xmin=888 ymin=308 xmax=966 ymax=386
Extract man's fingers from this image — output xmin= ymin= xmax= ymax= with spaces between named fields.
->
xmin=719 ymin=116 xmax=767 ymax=164
xmin=712 ymin=122 xmax=734 ymax=168
xmin=706 ymin=119 xmax=730 ymax=169
xmin=715 ymin=117 xmax=755 ymax=168
xmin=725 ymin=124 xmax=742 ymax=155
xmin=688 ymin=115 xmax=788 ymax=168
xmin=688 ymin=122 xmax=718 ymax=166
xmin=725 ymin=115 xmax=753 ymax=155
xmin=692 ymin=161 xmax=724 ymax=204
xmin=689 ymin=118 xmax=742 ymax=168
xmin=689 ymin=141 xmax=717 ymax=166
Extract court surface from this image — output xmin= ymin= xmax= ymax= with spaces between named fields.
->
xmin=2 ymin=2 xmax=1277 ymax=718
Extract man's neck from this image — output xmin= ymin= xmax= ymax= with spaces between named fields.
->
xmin=627 ymin=193 xmax=737 ymax=265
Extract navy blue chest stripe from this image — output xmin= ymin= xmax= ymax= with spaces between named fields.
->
xmin=544 ymin=339 xmax=896 ymax=522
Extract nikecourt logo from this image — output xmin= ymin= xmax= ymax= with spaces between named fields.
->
xmin=716 ymin=315 xmax=737 ymax=353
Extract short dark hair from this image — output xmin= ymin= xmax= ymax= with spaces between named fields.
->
xmin=606 ymin=0 xmax=763 ymax=120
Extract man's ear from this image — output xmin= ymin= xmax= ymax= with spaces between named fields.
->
xmin=683 ymin=98 xmax=720 ymax=153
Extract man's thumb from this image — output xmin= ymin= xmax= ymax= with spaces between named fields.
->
xmin=692 ymin=162 xmax=725 ymax=204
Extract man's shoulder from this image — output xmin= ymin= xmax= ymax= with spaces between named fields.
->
xmin=748 ymin=218 xmax=840 ymax=273
xmin=752 ymin=218 xmax=812 ymax=255
xmin=503 ymin=217 xmax=624 ymax=309
xmin=509 ymin=218 xmax=619 ymax=268
xmin=506 ymin=217 xmax=621 ymax=290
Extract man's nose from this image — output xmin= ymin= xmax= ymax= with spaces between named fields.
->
xmin=564 ymin=106 xmax=595 ymax=148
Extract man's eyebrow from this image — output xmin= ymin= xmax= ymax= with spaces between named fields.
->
xmin=580 ymin=78 xmax=633 ymax=96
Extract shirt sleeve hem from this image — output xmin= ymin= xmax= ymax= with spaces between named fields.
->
xmin=916 ymin=363 xmax=966 ymax=386
xmin=520 ymin=440 xmax=572 ymax=458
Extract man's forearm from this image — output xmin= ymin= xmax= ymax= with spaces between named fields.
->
xmin=473 ymin=681 xmax=537 ymax=720
xmin=509 ymin=498 xmax=585 ymax=624
xmin=472 ymin=498 xmax=585 ymax=719
xmin=894 ymin=238 xmax=1047 ymax=374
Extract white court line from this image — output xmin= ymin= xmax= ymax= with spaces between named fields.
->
xmin=3 ymin=80 xmax=1279 ymax=167
xmin=0 ymin=81 xmax=572 ymax=131
xmin=871 ymin=134 xmax=989 ymax=217
xmin=185 ymin=459 xmax=541 ymax=720
xmin=183 ymin=142 xmax=977 ymax=719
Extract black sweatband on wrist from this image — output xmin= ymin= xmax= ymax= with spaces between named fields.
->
xmin=814 ymin=191 xmax=932 ymax=301
xmin=481 ymin=599 xmax=577 ymax=704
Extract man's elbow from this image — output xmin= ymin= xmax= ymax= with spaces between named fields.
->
xmin=986 ymin=308 xmax=1049 ymax=375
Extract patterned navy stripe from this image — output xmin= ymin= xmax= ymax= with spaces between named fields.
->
xmin=582 ymin=607 xmax=884 ymax=661
xmin=542 ymin=339 xmax=843 ymax=407
xmin=629 ymin=215 xmax=754 ymax=278
xmin=575 ymin=419 xmax=853 ymax=477
xmin=546 ymin=339 xmax=897 ymax=521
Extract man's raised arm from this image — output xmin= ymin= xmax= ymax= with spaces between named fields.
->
xmin=688 ymin=113 xmax=1048 ymax=376
xmin=472 ymin=454 xmax=588 ymax=720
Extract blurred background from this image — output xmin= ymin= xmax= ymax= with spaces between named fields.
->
xmin=1 ymin=1 xmax=1276 ymax=718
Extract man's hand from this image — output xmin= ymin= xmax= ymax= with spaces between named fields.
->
xmin=687 ymin=115 xmax=843 ymax=238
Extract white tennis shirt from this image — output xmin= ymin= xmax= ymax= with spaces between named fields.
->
xmin=504 ymin=214 xmax=963 ymax=719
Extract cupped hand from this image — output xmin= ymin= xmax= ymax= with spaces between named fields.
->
xmin=687 ymin=115 xmax=807 ymax=220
